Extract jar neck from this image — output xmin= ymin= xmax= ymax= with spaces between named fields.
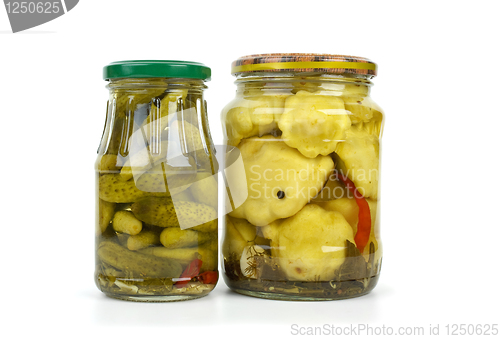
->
xmin=234 ymin=72 xmax=373 ymax=94
xmin=107 ymin=78 xmax=207 ymax=94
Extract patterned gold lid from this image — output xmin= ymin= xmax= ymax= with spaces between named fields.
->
xmin=231 ymin=53 xmax=377 ymax=76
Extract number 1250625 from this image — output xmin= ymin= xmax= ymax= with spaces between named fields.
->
xmin=5 ymin=2 xmax=61 ymax=14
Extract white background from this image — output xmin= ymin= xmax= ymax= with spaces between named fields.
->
xmin=1 ymin=1 xmax=499 ymax=338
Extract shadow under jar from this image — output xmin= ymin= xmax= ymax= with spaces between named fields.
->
xmin=221 ymin=54 xmax=385 ymax=301
xmin=95 ymin=60 xmax=218 ymax=302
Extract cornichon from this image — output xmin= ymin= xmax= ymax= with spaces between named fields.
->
xmin=114 ymin=89 xmax=166 ymax=119
xmin=99 ymin=174 xmax=148 ymax=202
xmin=131 ymin=196 xmax=217 ymax=229
xmin=97 ymin=241 xmax=182 ymax=278
xmin=97 ymin=154 xmax=122 ymax=173
xmin=191 ymin=220 xmax=218 ymax=233
xmin=99 ymin=174 xmax=169 ymax=203
xmin=189 ymin=172 xmax=218 ymax=210
xmin=112 ymin=211 xmax=142 ymax=235
xmin=98 ymin=199 xmax=115 ymax=234
xmin=140 ymin=240 xmax=217 ymax=271
xmin=139 ymin=246 xmax=199 ymax=266
xmin=134 ymin=162 xmax=195 ymax=196
xmin=159 ymin=227 xmax=213 ymax=249
xmin=127 ymin=230 xmax=161 ymax=251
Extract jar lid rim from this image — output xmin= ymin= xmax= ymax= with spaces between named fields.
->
xmin=231 ymin=54 xmax=376 ymax=77
xmin=103 ymin=60 xmax=211 ymax=81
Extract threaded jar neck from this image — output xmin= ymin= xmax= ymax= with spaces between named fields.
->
xmin=107 ymin=78 xmax=207 ymax=94
xmin=235 ymin=72 xmax=373 ymax=94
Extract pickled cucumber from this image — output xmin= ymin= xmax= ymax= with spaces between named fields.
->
xmin=144 ymin=89 xmax=188 ymax=125
xmin=139 ymin=246 xmax=199 ymax=266
xmin=135 ymin=162 xmax=195 ymax=196
xmin=98 ymin=199 xmax=115 ymax=234
xmin=97 ymin=241 xmax=183 ymax=278
xmin=131 ymin=196 xmax=217 ymax=229
xmin=118 ymin=141 xmax=161 ymax=182
xmin=120 ymin=139 xmax=193 ymax=182
xmin=171 ymin=188 xmax=195 ymax=202
xmin=99 ymin=174 xmax=148 ymax=202
xmin=112 ymin=211 xmax=142 ymax=235
xmin=159 ymin=227 xmax=213 ymax=249
xmin=170 ymin=120 xmax=212 ymax=170
xmin=97 ymin=154 xmax=122 ymax=173
xmin=190 ymin=219 xmax=218 ymax=233
xmin=127 ymin=229 xmax=161 ymax=251
xmin=99 ymin=173 xmax=174 ymax=203
xmin=188 ymin=172 xmax=218 ymax=210
xmin=114 ymin=88 xmax=166 ymax=119
xmin=141 ymin=240 xmax=217 ymax=271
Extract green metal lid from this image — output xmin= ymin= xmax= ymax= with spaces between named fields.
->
xmin=103 ymin=60 xmax=211 ymax=81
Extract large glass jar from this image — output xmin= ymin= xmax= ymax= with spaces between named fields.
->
xmin=221 ymin=54 xmax=384 ymax=301
xmin=95 ymin=60 xmax=218 ymax=302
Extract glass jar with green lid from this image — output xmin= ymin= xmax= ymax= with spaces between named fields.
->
xmin=221 ymin=54 xmax=384 ymax=301
xmin=96 ymin=60 xmax=218 ymax=302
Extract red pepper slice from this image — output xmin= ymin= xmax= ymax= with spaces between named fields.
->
xmin=175 ymin=258 xmax=202 ymax=287
xmin=335 ymin=172 xmax=371 ymax=253
xmin=197 ymin=271 xmax=218 ymax=284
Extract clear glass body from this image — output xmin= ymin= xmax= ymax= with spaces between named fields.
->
xmin=221 ymin=72 xmax=384 ymax=300
xmin=95 ymin=78 xmax=218 ymax=302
